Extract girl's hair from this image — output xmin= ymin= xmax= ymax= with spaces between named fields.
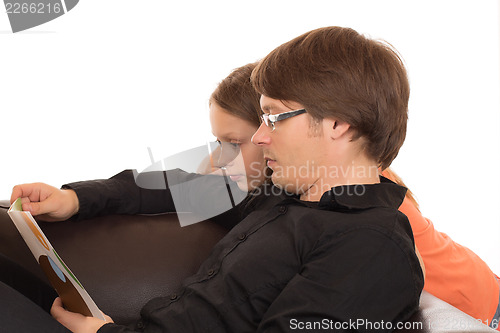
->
xmin=209 ymin=62 xmax=273 ymax=187
xmin=210 ymin=62 xmax=261 ymax=127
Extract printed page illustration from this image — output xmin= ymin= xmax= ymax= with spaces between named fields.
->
xmin=8 ymin=198 xmax=104 ymax=319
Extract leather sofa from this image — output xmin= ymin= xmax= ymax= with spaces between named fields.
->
xmin=0 ymin=200 xmax=495 ymax=332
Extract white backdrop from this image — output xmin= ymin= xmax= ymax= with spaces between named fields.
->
xmin=1 ymin=0 xmax=499 ymax=274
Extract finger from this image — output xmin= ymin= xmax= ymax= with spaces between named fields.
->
xmin=20 ymin=199 xmax=36 ymax=215
xmin=10 ymin=186 xmax=20 ymax=204
xmin=51 ymin=297 xmax=85 ymax=325
xmin=50 ymin=297 xmax=64 ymax=318
xmin=10 ymin=183 xmax=44 ymax=204
xmin=101 ymin=312 xmax=114 ymax=323
xmin=24 ymin=199 xmax=58 ymax=217
xmin=10 ymin=184 xmax=34 ymax=204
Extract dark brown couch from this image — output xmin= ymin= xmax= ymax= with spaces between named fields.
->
xmin=0 ymin=200 xmax=494 ymax=332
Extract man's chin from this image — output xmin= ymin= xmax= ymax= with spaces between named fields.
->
xmin=272 ymin=176 xmax=317 ymax=197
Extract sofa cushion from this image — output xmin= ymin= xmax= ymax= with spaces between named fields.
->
xmin=0 ymin=201 xmax=495 ymax=332
xmin=0 ymin=201 xmax=227 ymax=326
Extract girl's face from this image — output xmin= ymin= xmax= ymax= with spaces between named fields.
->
xmin=209 ymin=102 xmax=267 ymax=192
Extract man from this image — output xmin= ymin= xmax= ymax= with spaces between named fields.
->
xmin=8 ymin=26 xmax=423 ymax=332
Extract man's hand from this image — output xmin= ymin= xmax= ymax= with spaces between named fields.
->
xmin=10 ymin=183 xmax=80 ymax=222
xmin=51 ymin=297 xmax=112 ymax=333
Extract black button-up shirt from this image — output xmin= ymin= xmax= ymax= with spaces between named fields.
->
xmin=65 ymin=170 xmax=423 ymax=333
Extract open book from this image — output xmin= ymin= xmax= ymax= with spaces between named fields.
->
xmin=8 ymin=198 xmax=104 ymax=320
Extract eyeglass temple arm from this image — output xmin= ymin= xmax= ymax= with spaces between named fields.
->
xmin=274 ymin=109 xmax=307 ymax=121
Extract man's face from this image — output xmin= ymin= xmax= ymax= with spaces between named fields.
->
xmin=251 ymin=95 xmax=331 ymax=197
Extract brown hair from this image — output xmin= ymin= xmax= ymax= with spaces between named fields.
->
xmin=251 ymin=26 xmax=409 ymax=170
xmin=210 ymin=62 xmax=261 ymax=127
xmin=209 ymin=62 xmax=273 ymax=181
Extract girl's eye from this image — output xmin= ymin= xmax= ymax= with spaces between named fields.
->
xmin=229 ymin=142 xmax=241 ymax=148
xmin=216 ymin=139 xmax=241 ymax=148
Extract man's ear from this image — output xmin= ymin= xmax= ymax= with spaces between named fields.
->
xmin=325 ymin=119 xmax=351 ymax=140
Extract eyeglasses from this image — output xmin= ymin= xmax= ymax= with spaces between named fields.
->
xmin=260 ymin=109 xmax=307 ymax=132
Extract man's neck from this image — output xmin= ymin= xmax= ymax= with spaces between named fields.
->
xmin=299 ymin=162 xmax=380 ymax=202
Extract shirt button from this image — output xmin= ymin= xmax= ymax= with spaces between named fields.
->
xmin=170 ymin=293 xmax=178 ymax=300
xmin=278 ymin=205 xmax=287 ymax=213
xmin=238 ymin=233 xmax=246 ymax=240
xmin=208 ymin=268 xmax=215 ymax=276
xmin=136 ymin=320 xmax=145 ymax=329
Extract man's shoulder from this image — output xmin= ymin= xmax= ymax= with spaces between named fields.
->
xmin=287 ymin=203 xmax=413 ymax=243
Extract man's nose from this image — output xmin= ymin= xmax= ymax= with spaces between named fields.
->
xmin=251 ymin=123 xmax=272 ymax=146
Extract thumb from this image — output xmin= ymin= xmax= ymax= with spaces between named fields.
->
xmin=50 ymin=297 xmax=64 ymax=318
xmin=50 ymin=297 xmax=85 ymax=327
xmin=23 ymin=199 xmax=57 ymax=217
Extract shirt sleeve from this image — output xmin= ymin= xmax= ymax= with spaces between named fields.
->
xmin=62 ymin=169 xmax=175 ymax=220
xmin=398 ymin=196 xmax=500 ymax=322
xmin=97 ymin=323 xmax=138 ymax=333
xmin=257 ymin=223 xmax=424 ymax=332
xmin=62 ymin=169 xmax=246 ymax=229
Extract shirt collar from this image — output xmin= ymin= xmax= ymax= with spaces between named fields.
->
xmin=317 ymin=176 xmax=407 ymax=211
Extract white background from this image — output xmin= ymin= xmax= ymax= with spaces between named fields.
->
xmin=1 ymin=0 xmax=499 ymax=274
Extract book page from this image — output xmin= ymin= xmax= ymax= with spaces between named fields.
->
xmin=8 ymin=198 xmax=104 ymax=320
